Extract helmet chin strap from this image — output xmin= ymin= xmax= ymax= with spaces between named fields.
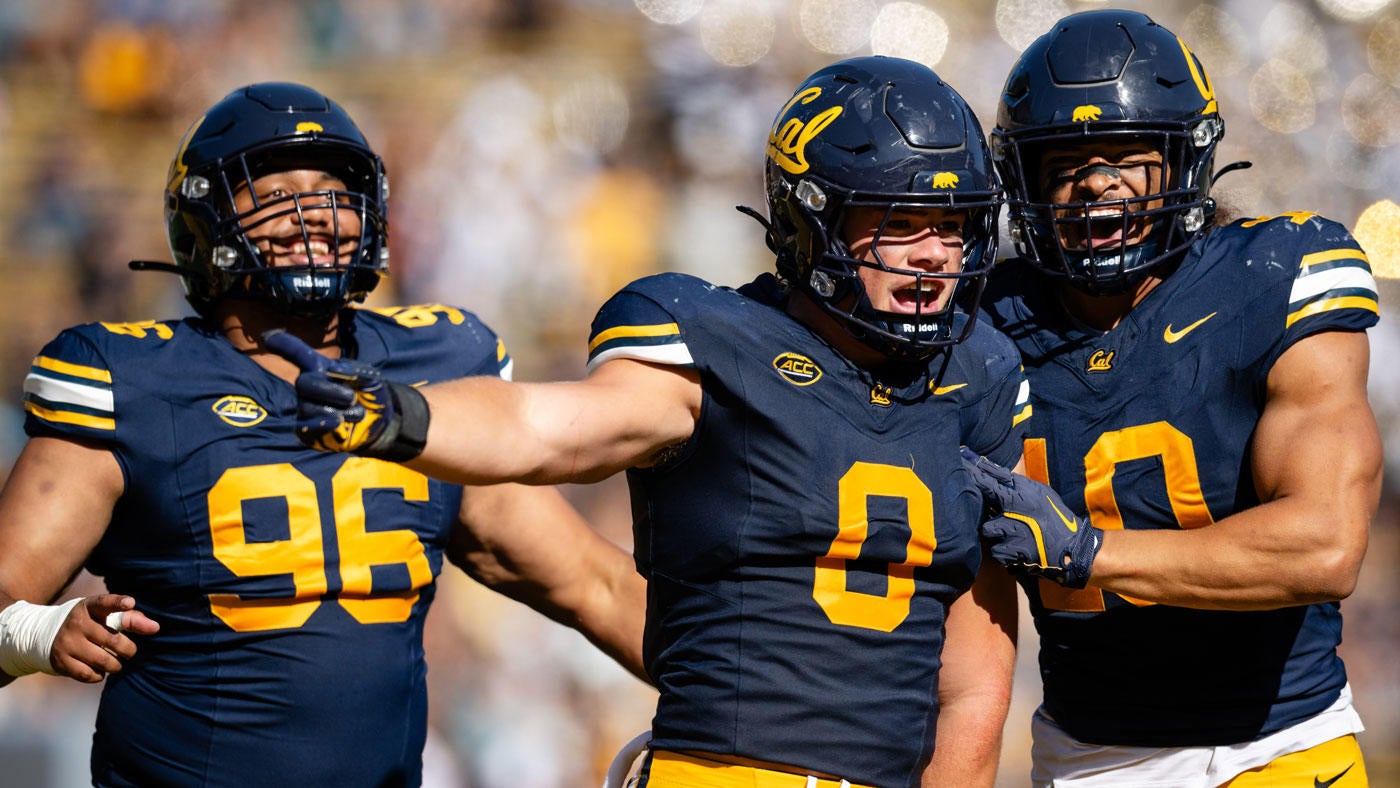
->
xmin=1061 ymin=237 xmax=1159 ymax=296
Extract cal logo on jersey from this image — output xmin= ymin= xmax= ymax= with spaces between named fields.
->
xmin=773 ymin=352 xmax=822 ymax=385
xmin=212 ymin=395 xmax=267 ymax=427
xmin=1087 ymin=349 xmax=1114 ymax=372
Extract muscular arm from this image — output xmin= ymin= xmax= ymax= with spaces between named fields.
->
xmin=408 ymin=359 xmax=702 ymax=486
xmin=0 ymin=437 xmax=158 ymax=684
xmin=447 ymin=482 xmax=648 ymax=682
xmin=923 ymin=556 xmax=1018 ymax=787
xmin=1089 ymin=330 xmax=1381 ymax=608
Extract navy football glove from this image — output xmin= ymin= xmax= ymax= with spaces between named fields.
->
xmin=960 ymin=447 xmax=1102 ymax=588
xmin=262 ymin=330 xmax=430 ymax=462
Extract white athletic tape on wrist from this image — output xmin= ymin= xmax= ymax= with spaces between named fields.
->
xmin=0 ymin=599 xmax=82 ymax=677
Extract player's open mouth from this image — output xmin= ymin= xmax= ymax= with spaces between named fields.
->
xmin=889 ymin=280 xmax=943 ymax=314
xmin=277 ymin=239 xmax=337 ymax=266
xmin=1063 ymin=207 xmax=1143 ymax=251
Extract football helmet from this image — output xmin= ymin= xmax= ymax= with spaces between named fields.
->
xmin=991 ymin=10 xmax=1224 ymax=294
xmin=161 ymin=82 xmax=388 ymax=318
xmin=752 ymin=56 xmax=1001 ymax=361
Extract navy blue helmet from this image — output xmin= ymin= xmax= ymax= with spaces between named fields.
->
xmin=161 ymin=83 xmax=388 ymax=318
xmin=754 ymin=56 xmax=1002 ymax=361
xmin=992 ymin=10 xmax=1226 ymax=294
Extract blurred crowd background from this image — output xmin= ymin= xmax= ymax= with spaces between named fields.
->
xmin=0 ymin=0 xmax=1396 ymax=785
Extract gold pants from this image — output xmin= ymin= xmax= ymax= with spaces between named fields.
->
xmin=1222 ymin=734 xmax=1367 ymax=787
xmin=640 ymin=750 xmax=876 ymax=788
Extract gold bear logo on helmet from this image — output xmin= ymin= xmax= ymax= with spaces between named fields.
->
xmin=1071 ymin=105 xmax=1102 ymax=122
xmin=932 ymin=172 xmax=959 ymax=189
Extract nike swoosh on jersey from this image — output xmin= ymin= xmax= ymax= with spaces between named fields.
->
xmin=932 ymin=383 xmax=968 ymax=395
xmin=1315 ymin=763 xmax=1354 ymax=788
xmin=1162 ymin=312 xmax=1217 ymax=343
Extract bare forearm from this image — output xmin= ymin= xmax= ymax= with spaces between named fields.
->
xmin=927 ymin=558 xmax=1016 ymax=785
xmin=411 ymin=365 xmax=698 ymax=486
xmin=1090 ymin=495 xmax=1372 ymax=609
xmin=923 ymin=693 xmax=1007 ymax=787
xmin=410 ymin=378 xmax=567 ymax=485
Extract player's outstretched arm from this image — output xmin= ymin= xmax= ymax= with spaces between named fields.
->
xmin=266 ymin=331 xmax=702 ymax=486
xmin=1088 ymin=330 xmax=1380 ymax=609
xmin=923 ymin=555 xmax=1017 ymax=787
xmin=0 ymin=437 xmax=158 ymax=685
xmin=448 ymin=483 xmax=649 ymax=682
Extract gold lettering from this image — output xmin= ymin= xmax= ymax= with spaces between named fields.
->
xmin=766 ymin=87 xmax=844 ymax=175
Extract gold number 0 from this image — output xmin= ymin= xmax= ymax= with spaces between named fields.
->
xmin=1026 ymin=422 xmax=1216 ymax=612
xmin=813 ymin=462 xmax=937 ymax=633
xmin=207 ymin=459 xmax=433 ymax=631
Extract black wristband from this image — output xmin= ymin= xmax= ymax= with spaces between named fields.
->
xmin=362 ymin=381 xmax=431 ymax=462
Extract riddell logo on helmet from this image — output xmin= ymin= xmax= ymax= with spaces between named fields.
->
xmin=1072 ymin=105 xmax=1102 ymax=122
xmin=767 ymin=87 xmax=843 ymax=175
xmin=772 ymin=352 xmax=823 ymax=386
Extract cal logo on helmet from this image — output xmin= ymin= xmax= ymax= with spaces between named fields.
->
xmin=1072 ymin=105 xmax=1102 ymax=122
xmin=767 ymin=87 xmax=843 ymax=175
xmin=213 ymin=395 xmax=268 ymax=427
xmin=772 ymin=352 xmax=823 ymax=386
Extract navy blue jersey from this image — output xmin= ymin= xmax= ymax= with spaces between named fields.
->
xmin=22 ymin=305 xmax=510 ymax=788
xmin=587 ymin=273 xmax=1028 ymax=786
xmin=982 ymin=213 xmax=1380 ymax=746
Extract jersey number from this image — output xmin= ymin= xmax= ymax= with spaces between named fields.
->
xmin=206 ymin=459 xmax=433 ymax=631
xmin=1025 ymin=422 xmax=1215 ymax=612
xmin=812 ymin=462 xmax=937 ymax=632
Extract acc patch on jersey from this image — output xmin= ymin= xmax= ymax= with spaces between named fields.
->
xmin=772 ymin=352 xmax=822 ymax=385
xmin=212 ymin=395 xmax=267 ymax=427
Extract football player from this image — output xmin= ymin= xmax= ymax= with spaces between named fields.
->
xmin=969 ymin=10 xmax=1381 ymax=787
xmin=271 ymin=57 xmax=1029 ymax=787
xmin=0 ymin=83 xmax=645 ymax=786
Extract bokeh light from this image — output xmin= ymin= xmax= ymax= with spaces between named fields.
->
xmin=994 ymin=0 xmax=1072 ymax=52
xmin=699 ymin=0 xmax=776 ymax=67
xmin=798 ymin=0 xmax=877 ymax=55
xmin=633 ymin=0 xmax=704 ymax=25
xmin=1353 ymin=199 xmax=1400 ymax=279
xmin=869 ymin=2 xmax=949 ymax=66
xmin=1341 ymin=72 xmax=1400 ymax=148
xmin=1249 ymin=58 xmax=1317 ymax=134
xmin=1368 ymin=16 xmax=1400 ymax=88
xmin=1315 ymin=0 xmax=1396 ymax=22
xmin=1182 ymin=4 xmax=1249 ymax=77
xmin=552 ymin=75 xmax=632 ymax=157
xmin=1259 ymin=2 xmax=1331 ymax=78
